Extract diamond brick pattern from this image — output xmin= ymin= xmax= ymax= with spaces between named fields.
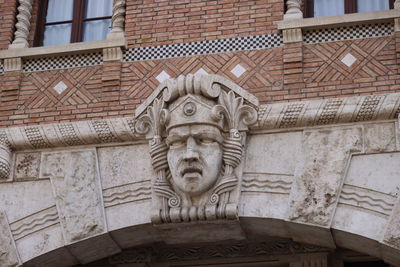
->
xmin=304 ymin=37 xmax=395 ymax=83
xmin=23 ymin=53 xmax=102 ymax=72
xmin=124 ymin=34 xmax=283 ymax=62
xmin=304 ymin=23 xmax=393 ymax=44
xmin=121 ymin=48 xmax=283 ymax=105
xmin=20 ymin=67 xmax=102 ymax=110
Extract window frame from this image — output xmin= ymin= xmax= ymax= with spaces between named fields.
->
xmin=34 ymin=0 xmax=112 ymax=47
xmin=304 ymin=0 xmax=395 ymax=18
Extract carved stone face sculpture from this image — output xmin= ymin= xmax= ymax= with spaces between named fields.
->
xmin=135 ymin=74 xmax=258 ymax=223
xmin=166 ymin=124 xmax=223 ymax=197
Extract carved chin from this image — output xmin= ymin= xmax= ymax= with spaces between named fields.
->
xmin=182 ymin=173 xmax=202 ymax=193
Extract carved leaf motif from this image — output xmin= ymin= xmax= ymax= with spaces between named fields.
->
xmin=135 ymin=98 xmax=169 ymax=138
xmin=212 ymin=91 xmax=257 ymax=131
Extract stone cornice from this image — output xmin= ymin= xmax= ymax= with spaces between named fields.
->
xmin=0 ymin=92 xmax=398 ymax=181
xmin=255 ymin=93 xmax=400 ymax=130
xmin=277 ymin=9 xmax=400 ymax=30
xmin=0 ymin=93 xmax=398 ymax=153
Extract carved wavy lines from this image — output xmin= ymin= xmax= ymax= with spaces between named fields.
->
xmin=10 ymin=206 xmax=59 ymax=240
xmin=242 ymin=173 xmax=293 ymax=194
xmin=339 ymin=184 xmax=396 ymax=216
xmin=103 ymin=180 xmax=152 ymax=208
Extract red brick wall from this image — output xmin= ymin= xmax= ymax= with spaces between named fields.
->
xmin=1 ymin=34 xmax=400 ymax=126
xmin=126 ymin=0 xmax=283 ymax=48
xmin=0 ymin=0 xmax=17 ymax=49
xmin=0 ymin=1 xmax=400 ymax=126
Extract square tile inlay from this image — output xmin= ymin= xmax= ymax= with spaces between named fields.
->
xmin=195 ymin=68 xmax=208 ymax=76
xmin=156 ymin=71 xmax=171 ymax=83
xmin=341 ymin=53 xmax=357 ymax=67
xmin=53 ymin=81 xmax=68 ymax=95
xmin=231 ymin=64 xmax=247 ymax=78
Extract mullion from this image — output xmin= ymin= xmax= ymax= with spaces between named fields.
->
xmin=345 ymin=0 xmax=357 ymax=14
xmin=34 ymin=0 xmax=49 ymax=46
xmin=304 ymin=0 xmax=314 ymax=18
xmin=71 ymin=0 xmax=85 ymax=43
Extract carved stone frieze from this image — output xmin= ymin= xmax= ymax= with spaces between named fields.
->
xmin=135 ymin=74 xmax=258 ymax=223
xmin=108 ymin=239 xmax=330 ymax=264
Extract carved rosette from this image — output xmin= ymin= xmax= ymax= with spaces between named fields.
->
xmin=11 ymin=0 xmax=33 ymax=48
xmin=135 ymin=74 xmax=258 ymax=224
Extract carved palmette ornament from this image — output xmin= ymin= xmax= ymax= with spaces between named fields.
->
xmin=135 ymin=74 xmax=258 ymax=224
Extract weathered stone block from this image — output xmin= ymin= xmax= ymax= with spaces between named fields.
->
xmin=41 ymin=149 xmax=106 ymax=244
xmin=364 ymin=122 xmax=396 ymax=153
xmin=97 ymin=144 xmax=152 ymax=189
xmin=14 ymin=152 xmax=40 ymax=181
xmin=0 ymin=211 xmax=20 ymax=267
xmin=289 ymin=127 xmax=363 ymax=226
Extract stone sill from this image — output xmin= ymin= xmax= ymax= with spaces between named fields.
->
xmin=276 ymin=9 xmax=400 ymax=30
xmin=0 ymin=37 xmax=126 ymax=59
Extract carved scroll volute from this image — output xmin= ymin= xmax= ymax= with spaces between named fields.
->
xmin=210 ymin=91 xmax=257 ymax=218
xmin=135 ymin=99 xmax=179 ymax=223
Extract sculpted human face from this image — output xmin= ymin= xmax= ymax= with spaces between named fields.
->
xmin=166 ymin=125 xmax=223 ymax=196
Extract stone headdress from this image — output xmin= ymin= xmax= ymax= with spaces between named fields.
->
xmin=135 ymin=74 xmax=258 ymax=224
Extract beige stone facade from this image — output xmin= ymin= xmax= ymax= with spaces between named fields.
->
xmin=0 ymin=0 xmax=400 ymax=266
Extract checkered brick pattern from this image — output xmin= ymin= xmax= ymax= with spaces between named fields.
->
xmin=0 ymin=60 xmax=4 ymax=74
xmin=23 ymin=52 xmax=103 ymax=72
xmin=304 ymin=22 xmax=394 ymax=44
xmin=124 ymin=34 xmax=283 ymax=62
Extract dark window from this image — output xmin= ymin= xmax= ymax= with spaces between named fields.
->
xmin=34 ymin=0 xmax=112 ymax=47
xmin=304 ymin=0 xmax=394 ymax=18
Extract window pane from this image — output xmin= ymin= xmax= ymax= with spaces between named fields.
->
xmin=84 ymin=0 xmax=112 ymax=18
xmin=82 ymin=19 xmax=111 ymax=42
xmin=357 ymin=0 xmax=389 ymax=13
xmin=43 ymin=23 xmax=72 ymax=46
xmin=46 ymin=0 xmax=73 ymax=23
xmin=314 ymin=0 xmax=344 ymax=17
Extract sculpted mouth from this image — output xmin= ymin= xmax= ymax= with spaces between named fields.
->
xmin=181 ymin=166 xmax=202 ymax=177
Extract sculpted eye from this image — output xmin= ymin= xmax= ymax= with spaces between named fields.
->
xmin=198 ymin=138 xmax=215 ymax=144
xmin=169 ymin=140 xmax=184 ymax=147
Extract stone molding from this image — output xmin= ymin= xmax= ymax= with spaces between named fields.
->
xmin=283 ymin=28 xmax=303 ymax=43
xmin=0 ymin=92 xmax=399 ymax=180
xmin=0 ymin=38 xmax=126 ymax=60
xmin=277 ymin=9 xmax=400 ymax=31
xmin=3 ymin=58 xmax=22 ymax=72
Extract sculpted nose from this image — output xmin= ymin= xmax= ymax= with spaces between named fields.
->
xmin=183 ymin=137 xmax=199 ymax=161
